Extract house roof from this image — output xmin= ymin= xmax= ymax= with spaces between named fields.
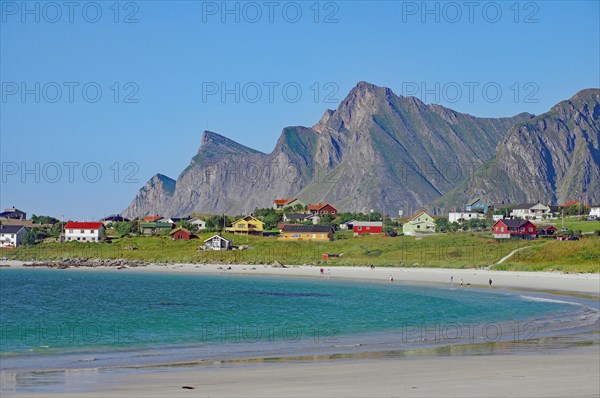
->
xmin=353 ymin=221 xmax=383 ymax=227
xmin=284 ymin=213 xmax=311 ymax=220
xmin=537 ymin=225 xmax=557 ymax=231
xmin=143 ymin=215 xmax=163 ymax=222
xmin=512 ymin=203 xmax=549 ymax=210
xmin=0 ymin=225 xmax=28 ymax=234
xmin=170 ymin=227 xmax=191 ymax=235
xmin=65 ymin=222 xmax=104 ymax=230
xmin=466 ymin=198 xmax=486 ymax=206
xmin=233 ymin=215 xmax=263 ymax=224
xmin=140 ymin=222 xmax=173 ymax=228
xmin=407 ymin=210 xmax=432 ymax=222
xmin=100 ymin=215 xmax=130 ymax=222
xmin=308 ymin=202 xmax=337 ymax=211
xmin=169 ymin=217 xmax=191 ymax=222
xmin=562 ymin=200 xmax=581 ymax=207
xmin=274 ymin=198 xmax=298 ymax=205
xmin=281 ymin=225 xmax=334 ymax=233
xmin=494 ymin=219 xmax=533 ymax=228
xmin=204 ymin=234 xmax=230 ymax=243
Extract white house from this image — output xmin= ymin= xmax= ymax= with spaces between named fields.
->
xmin=510 ymin=203 xmax=552 ymax=219
xmin=448 ymin=212 xmax=485 ymax=223
xmin=203 ymin=235 xmax=231 ymax=251
xmin=0 ymin=225 xmax=28 ymax=247
xmin=189 ymin=218 xmax=207 ymax=230
xmin=63 ymin=222 xmax=105 ymax=242
xmin=590 ymin=205 xmax=600 ymax=218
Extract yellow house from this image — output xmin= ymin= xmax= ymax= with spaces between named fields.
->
xmin=225 ymin=215 xmax=264 ymax=235
xmin=279 ymin=225 xmax=334 ymax=242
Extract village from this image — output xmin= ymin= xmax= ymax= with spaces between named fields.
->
xmin=1 ymin=198 xmax=599 ymax=252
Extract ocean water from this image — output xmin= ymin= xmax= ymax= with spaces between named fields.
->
xmin=0 ymin=268 xmax=596 ymax=371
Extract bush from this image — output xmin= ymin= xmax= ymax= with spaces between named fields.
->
xmin=594 ymin=230 xmax=600 ymax=236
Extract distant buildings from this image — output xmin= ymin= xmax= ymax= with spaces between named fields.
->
xmin=140 ymin=222 xmax=173 ymax=235
xmin=465 ymin=199 xmax=490 ymax=213
xmin=0 ymin=225 xmax=28 ymax=247
xmin=307 ymin=203 xmax=338 ymax=217
xmin=282 ymin=213 xmax=321 ymax=225
xmin=100 ymin=215 xmax=130 ymax=225
xmin=448 ymin=212 xmax=485 ymax=223
xmin=352 ymin=221 xmax=383 ymax=236
xmin=403 ymin=211 xmax=436 ymax=236
xmin=510 ymin=203 xmax=552 ymax=220
xmin=189 ymin=218 xmax=207 ymax=230
xmin=225 ymin=216 xmax=264 ymax=235
xmin=0 ymin=207 xmax=26 ymax=220
xmin=64 ymin=222 xmax=105 ymax=242
xmin=590 ymin=205 xmax=600 ymax=218
xmin=492 ymin=219 xmax=537 ymax=240
xmin=273 ymin=198 xmax=305 ymax=210
xmin=204 ymin=235 xmax=231 ymax=250
xmin=279 ymin=225 xmax=334 ymax=241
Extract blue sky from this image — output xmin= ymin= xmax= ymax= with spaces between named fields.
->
xmin=1 ymin=0 xmax=599 ymax=219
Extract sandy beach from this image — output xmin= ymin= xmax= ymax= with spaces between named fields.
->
xmin=2 ymin=262 xmax=599 ymax=397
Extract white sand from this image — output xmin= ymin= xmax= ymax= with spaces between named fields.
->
xmin=4 ymin=261 xmax=598 ymax=295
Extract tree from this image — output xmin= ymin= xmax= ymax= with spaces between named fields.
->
xmin=114 ymin=221 xmax=138 ymax=237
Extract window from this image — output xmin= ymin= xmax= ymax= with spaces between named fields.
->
xmin=80 ymin=230 xmax=84 ymax=233
xmin=358 ymin=226 xmax=362 ymax=231
xmin=500 ymin=227 xmax=505 ymax=232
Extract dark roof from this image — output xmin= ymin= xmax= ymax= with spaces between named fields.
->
xmin=538 ymin=225 xmax=557 ymax=231
xmin=0 ymin=225 xmax=27 ymax=234
xmin=495 ymin=219 xmax=532 ymax=228
xmin=548 ymin=205 xmax=561 ymax=212
xmin=101 ymin=215 xmax=130 ymax=222
xmin=0 ymin=211 xmax=25 ymax=219
xmin=284 ymin=213 xmax=311 ymax=220
xmin=281 ymin=225 xmax=334 ymax=233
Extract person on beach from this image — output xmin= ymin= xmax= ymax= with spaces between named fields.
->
xmin=450 ymin=276 xmax=454 ymax=286
xmin=320 ymin=268 xmax=324 ymax=275
xmin=489 ymin=278 xmax=493 ymax=288
xmin=390 ymin=275 xmax=394 ymax=283
xmin=460 ymin=279 xmax=463 ymax=287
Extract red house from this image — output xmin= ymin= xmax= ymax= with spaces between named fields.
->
xmin=353 ymin=221 xmax=383 ymax=236
xmin=492 ymin=219 xmax=537 ymax=239
xmin=170 ymin=227 xmax=191 ymax=240
xmin=307 ymin=203 xmax=338 ymax=217
xmin=537 ymin=225 xmax=558 ymax=237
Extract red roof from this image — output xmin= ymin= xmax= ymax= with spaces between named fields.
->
xmin=65 ymin=222 xmax=104 ymax=230
xmin=274 ymin=198 xmax=297 ymax=205
xmin=308 ymin=202 xmax=337 ymax=211
xmin=143 ymin=215 xmax=162 ymax=222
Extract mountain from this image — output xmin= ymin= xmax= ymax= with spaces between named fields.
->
xmin=436 ymin=89 xmax=600 ymax=208
xmin=121 ymin=82 xmax=533 ymax=218
xmin=122 ymin=174 xmax=175 ymax=219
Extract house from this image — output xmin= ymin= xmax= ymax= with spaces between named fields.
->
xmin=492 ymin=219 xmax=537 ymax=239
xmin=448 ymin=212 xmax=485 ymax=223
xmin=164 ymin=217 xmax=191 ymax=224
xmin=189 ymin=218 xmax=207 ymax=230
xmin=353 ymin=221 xmax=383 ymax=236
xmin=0 ymin=207 xmax=26 ymax=220
xmin=402 ymin=211 xmax=436 ymax=236
xmin=589 ymin=205 xmax=600 ymax=218
xmin=282 ymin=213 xmax=321 ymax=225
xmin=465 ymin=199 xmax=490 ymax=213
xmin=279 ymin=225 xmax=334 ymax=242
xmin=139 ymin=222 xmax=174 ymax=235
xmin=510 ymin=203 xmax=551 ymax=219
xmin=100 ymin=215 xmax=130 ymax=225
xmin=225 ymin=215 xmax=264 ymax=235
xmin=170 ymin=227 xmax=192 ymax=240
xmin=339 ymin=220 xmax=355 ymax=230
xmin=64 ymin=222 xmax=105 ymax=242
xmin=204 ymin=235 xmax=231 ymax=250
xmin=0 ymin=225 xmax=28 ymax=247
xmin=273 ymin=198 xmax=305 ymax=210
xmin=537 ymin=225 xmax=558 ymax=237
xmin=307 ymin=203 xmax=338 ymax=217
xmin=143 ymin=214 xmax=164 ymax=222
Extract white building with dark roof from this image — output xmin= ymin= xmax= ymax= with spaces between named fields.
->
xmin=0 ymin=225 xmax=28 ymax=247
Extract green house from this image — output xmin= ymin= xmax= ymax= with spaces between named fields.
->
xmin=402 ymin=211 xmax=436 ymax=236
xmin=139 ymin=222 xmax=174 ymax=235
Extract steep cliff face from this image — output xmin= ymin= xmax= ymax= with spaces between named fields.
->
xmin=121 ymin=81 xmax=534 ymax=217
xmin=121 ymin=174 xmax=176 ymax=219
xmin=437 ymin=89 xmax=600 ymax=208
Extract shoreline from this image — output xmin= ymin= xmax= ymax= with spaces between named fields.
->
xmin=2 ymin=261 xmax=599 ymax=397
xmin=3 ymin=260 xmax=599 ymax=296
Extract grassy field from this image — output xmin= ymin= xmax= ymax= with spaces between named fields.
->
xmin=2 ymin=232 xmax=599 ymax=272
xmin=543 ymin=218 xmax=600 ymax=233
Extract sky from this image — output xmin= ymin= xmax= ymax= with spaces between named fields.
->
xmin=1 ymin=0 xmax=599 ymax=220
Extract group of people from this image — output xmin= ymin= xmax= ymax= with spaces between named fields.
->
xmin=450 ymin=275 xmax=493 ymax=288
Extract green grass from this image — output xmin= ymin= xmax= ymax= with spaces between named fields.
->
xmin=4 ymin=231 xmax=595 ymax=271
xmin=544 ymin=218 xmax=600 ymax=233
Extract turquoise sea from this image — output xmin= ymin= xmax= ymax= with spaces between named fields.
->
xmin=0 ymin=268 xmax=597 ymax=371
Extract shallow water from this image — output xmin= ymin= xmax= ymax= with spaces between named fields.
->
xmin=0 ymin=268 xmax=597 ymax=372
